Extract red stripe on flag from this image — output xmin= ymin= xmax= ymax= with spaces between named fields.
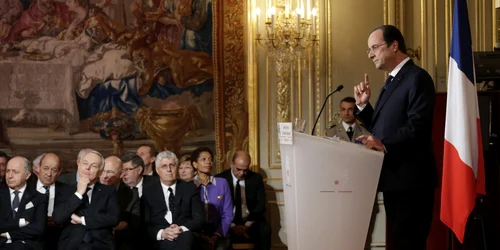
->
xmin=475 ymin=118 xmax=486 ymax=195
xmin=440 ymin=139 xmax=476 ymax=243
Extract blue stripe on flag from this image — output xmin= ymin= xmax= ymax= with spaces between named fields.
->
xmin=450 ymin=0 xmax=475 ymax=84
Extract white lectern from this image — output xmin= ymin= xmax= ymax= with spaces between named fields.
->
xmin=279 ymin=131 xmax=384 ymax=250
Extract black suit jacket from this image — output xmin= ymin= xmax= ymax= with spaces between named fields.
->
xmin=0 ymin=187 xmax=48 ymax=249
xmin=115 ymin=181 xmax=140 ymax=249
xmin=53 ymin=182 xmax=119 ymax=249
xmin=216 ymin=170 xmax=267 ymax=223
xmin=141 ymin=180 xmax=203 ymax=242
xmin=356 ymin=59 xmax=437 ymax=191
xmin=56 ymin=172 xmax=77 ymax=187
xmin=142 ymin=175 xmax=159 ymax=193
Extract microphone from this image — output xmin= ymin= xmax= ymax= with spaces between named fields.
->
xmin=311 ymin=85 xmax=344 ymax=135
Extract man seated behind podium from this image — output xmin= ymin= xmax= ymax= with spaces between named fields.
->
xmin=0 ymin=156 xmax=48 ymax=250
xmin=325 ymin=97 xmax=370 ymax=142
xmin=32 ymin=153 xmax=74 ymax=250
xmin=216 ymin=151 xmax=271 ymax=250
xmin=53 ymin=149 xmax=119 ymax=250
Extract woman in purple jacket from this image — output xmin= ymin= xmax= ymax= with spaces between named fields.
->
xmin=191 ymin=147 xmax=233 ymax=250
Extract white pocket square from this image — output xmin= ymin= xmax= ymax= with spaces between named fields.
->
xmin=25 ymin=202 xmax=34 ymax=209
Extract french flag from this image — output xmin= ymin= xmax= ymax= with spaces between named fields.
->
xmin=440 ymin=0 xmax=486 ymax=243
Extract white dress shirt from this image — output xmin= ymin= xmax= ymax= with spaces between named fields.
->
xmin=156 ymin=182 xmax=189 ymax=240
xmin=135 ymin=177 xmax=144 ymax=198
xmin=7 ymin=184 xmax=28 ymax=242
xmin=74 ymin=184 xmax=95 ymax=226
xmin=230 ymin=171 xmax=250 ymax=221
xmin=342 ymin=121 xmax=356 ymax=132
xmin=36 ymin=180 xmax=55 ymax=216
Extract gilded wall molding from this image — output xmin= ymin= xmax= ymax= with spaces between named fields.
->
xmin=216 ymin=0 xmax=249 ymax=172
xmin=248 ymin=0 xmax=260 ymax=173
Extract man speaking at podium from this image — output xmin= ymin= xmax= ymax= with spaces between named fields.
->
xmin=354 ymin=25 xmax=437 ymax=250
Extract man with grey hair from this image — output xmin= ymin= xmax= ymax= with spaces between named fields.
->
xmin=53 ymin=150 xmax=119 ymax=250
xmin=57 ymin=148 xmax=91 ymax=186
xmin=142 ymin=150 xmax=203 ymax=250
xmin=0 ymin=156 xmax=48 ymax=249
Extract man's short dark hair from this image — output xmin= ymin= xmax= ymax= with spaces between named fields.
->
xmin=340 ymin=97 xmax=356 ymax=104
xmin=371 ymin=25 xmax=407 ymax=54
xmin=121 ymin=152 xmax=145 ymax=168
xmin=138 ymin=144 xmax=157 ymax=156
xmin=0 ymin=151 xmax=10 ymax=161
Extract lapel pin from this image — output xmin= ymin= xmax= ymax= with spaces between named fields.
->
xmin=217 ymin=195 xmax=222 ymax=200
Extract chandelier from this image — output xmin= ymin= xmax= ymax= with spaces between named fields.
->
xmin=255 ymin=0 xmax=318 ymax=52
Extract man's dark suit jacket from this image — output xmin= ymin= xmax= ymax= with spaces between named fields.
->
xmin=356 ymin=59 xmax=437 ymax=191
xmin=141 ymin=180 xmax=203 ymax=243
xmin=26 ymin=179 xmax=78 ymax=250
xmin=142 ymin=175 xmax=159 ymax=192
xmin=115 ymin=181 xmax=140 ymax=250
xmin=56 ymin=172 xmax=77 ymax=187
xmin=52 ymin=182 xmax=119 ymax=250
xmin=0 ymin=187 xmax=48 ymax=250
xmin=216 ymin=170 xmax=267 ymax=223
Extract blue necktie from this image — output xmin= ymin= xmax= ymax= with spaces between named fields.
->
xmin=12 ymin=190 xmax=20 ymax=218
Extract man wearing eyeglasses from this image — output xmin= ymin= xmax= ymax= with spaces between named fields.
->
xmin=354 ymin=25 xmax=436 ymax=250
xmin=121 ymin=152 xmax=158 ymax=198
xmin=120 ymin=152 xmax=159 ymax=249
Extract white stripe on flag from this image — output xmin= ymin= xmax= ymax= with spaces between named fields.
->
xmin=444 ymin=58 xmax=479 ymax=177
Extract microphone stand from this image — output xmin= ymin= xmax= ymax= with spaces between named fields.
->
xmin=311 ymin=85 xmax=344 ymax=135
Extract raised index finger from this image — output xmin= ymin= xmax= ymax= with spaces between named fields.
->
xmin=364 ymin=73 xmax=369 ymax=86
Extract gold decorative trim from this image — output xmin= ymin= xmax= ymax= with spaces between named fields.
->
xmin=475 ymin=0 xmax=480 ymax=50
xmin=421 ymin=0 xmax=427 ymax=69
xmin=268 ymin=200 xmax=285 ymax=205
xmin=264 ymin=177 xmax=283 ymax=181
xmin=298 ymin=56 xmax=302 ymax=119
xmin=384 ymin=0 xmax=388 ymax=25
xmin=326 ymin=0 xmax=332 ymax=124
xmin=314 ymin=0 xmax=321 ymax=135
xmin=494 ymin=0 xmax=498 ymax=47
xmin=248 ymin=0 xmax=259 ymax=173
xmin=433 ymin=0 xmax=438 ymax=81
xmin=445 ymin=0 xmax=451 ymax=71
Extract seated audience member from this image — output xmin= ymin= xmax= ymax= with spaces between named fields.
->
xmin=121 ymin=152 xmax=157 ymax=249
xmin=32 ymin=154 xmax=46 ymax=178
xmin=28 ymin=153 xmax=46 ymax=187
xmin=216 ymin=151 xmax=271 ymax=250
xmin=53 ymin=150 xmax=119 ymax=250
xmin=325 ymin=97 xmax=371 ymax=142
xmin=178 ymin=155 xmax=196 ymax=183
xmin=191 ymin=147 xmax=233 ymax=250
xmin=142 ymin=150 xmax=203 ymax=250
xmin=33 ymin=153 xmax=73 ymax=250
xmin=57 ymin=148 xmax=91 ymax=186
xmin=121 ymin=152 xmax=158 ymax=198
xmin=0 ymin=156 xmax=48 ymax=250
xmin=100 ymin=156 xmax=140 ymax=250
xmin=0 ymin=151 xmax=9 ymax=189
xmin=136 ymin=145 xmax=158 ymax=176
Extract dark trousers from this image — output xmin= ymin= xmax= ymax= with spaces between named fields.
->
xmin=231 ymin=219 xmax=272 ymax=250
xmin=384 ymin=188 xmax=435 ymax=250
xmin=157 ymin=231 xmax=194 ymax=250
xmin=43 ymin=225 xmax=62 ymax=250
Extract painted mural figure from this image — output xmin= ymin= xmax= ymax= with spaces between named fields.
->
xmin=7 ymin=0 xmax=72 ymax=42
xmin=0 ymin=0 xmax=23 ymax=41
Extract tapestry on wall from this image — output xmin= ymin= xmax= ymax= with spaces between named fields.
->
xmin=0 ymin=0 xmax=248 ymax=163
